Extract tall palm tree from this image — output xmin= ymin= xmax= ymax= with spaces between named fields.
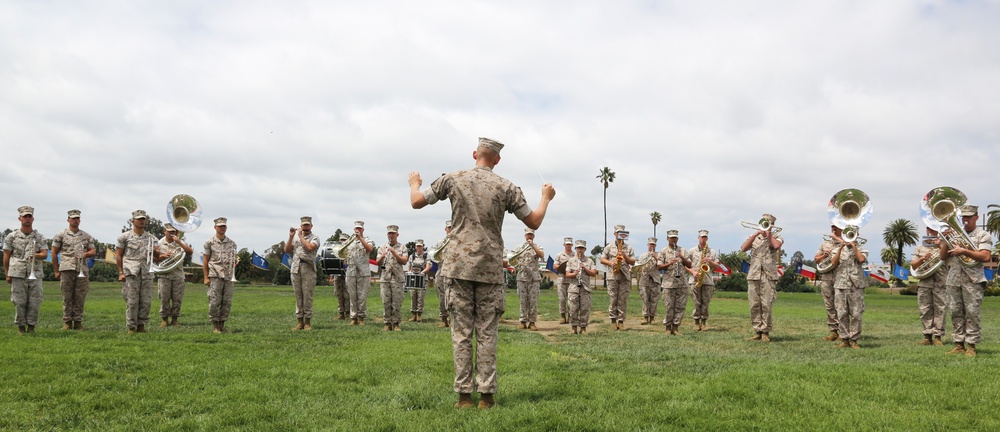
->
xmin=880 ymin=247 xmax=899 ymax=267
xmin=986 ymin=204 xmax=1000 ymax=238
xmin=882 ymin=218 xmax=919 ymax=268
xmin=597 ymin=167 xmax=616 ymax=247
xmin=650 ymin=211 xmax=662 ymax=238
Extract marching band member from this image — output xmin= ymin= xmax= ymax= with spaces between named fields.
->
xmin=515 ymin=228 xmax=544 ymax=331
xmin=286 ymin=216 xmax=320 ymax=331
xmin=155 ymin=223 xmax=193 ymax=328
xmin=377 ymin=225 xmax=408 ymax=331
xmin=740 ymin=213 xmax=783 ymax=342
xmin=600 ymin=225 xmax=635 ymax=330
xmin=3 ymin=206 xmax=47 ymax=334
xmin=202 ymin=217 xmax=237 ymax=333
xmin=814 ymin=225 xmax=843 ymax=341
xmin=939 ymin=205 xmax=993 ymax=357
xmin=829 ymin=227 xmax=868 ymax=349
xmin=688 ymin=230 xmax=719 ymax=331
xmin=911 ymin=227 xmax=947 ymax=346
xmin=566 ymin=240 xmax=598 ymax=335
xmin=408 ymin=239 xmax=429 ymax=322
xmin=637 ymin=237 xmax=660 ymax=326
xmin=51 ymin=209 xmax=96 ymax=330
xmin=334 ymin=232 xmax=350 ymax=320
xmin=117 ymin=210 xmax=160 ymax=334
xmin=657 ymin=230 xmax=691 ymax=335
xmin=346 ymin=221 xmax=374 ymax=326
xmin=428 ymin=220 xmax=453 ymax=328
xmin=553 ymin=237 xmax=573 ymax=324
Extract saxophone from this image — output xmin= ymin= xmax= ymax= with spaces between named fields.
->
xmin=694 ymin=242 xmax=711 ymax=288
xmin=612 ymin=239 xmax=624 ymax=274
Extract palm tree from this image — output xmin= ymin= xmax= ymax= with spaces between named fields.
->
xmin=986 ymin=204 xmax=1000 ymax=238
xmin=880 ymin=247 xmax=899 ymax=267
xmin=596 ymin=167 xmax=616 ymax=247
xmin=882 ymin=218 xmax=919 ymax=268
xmin=650 ymin=211 xmax=662 ymax=238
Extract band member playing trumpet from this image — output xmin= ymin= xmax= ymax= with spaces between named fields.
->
xmin=814 ymin=225 xmax=843 ymax=341
xmin=428 ymin=220 xmax=453 ymax=328
xmin=346 ymin=221 xmax=374 ymax=326
xmin=828 ymin=227 xmax=868 ymax=349
xmin=566 ymin=240 xmax=598 ymax=335
xmin=515 ymin=228 xmax=544 ymax=331
xmin=3 ymin=206 xmax=47 ymax=334
xmin=688 ymin=230 xmax=719 ymax=331
xmin=156 ymin=223 xmax=193 ymax=328
xmin=286 ymin=216 xmax=320 ymax=331
xmin=334 ymin=233 xmax=350 ymax=320
xmin=637 ymin=237 xmax=660 ymax=325
xmin=740 ymin=213 xmax=783 ymax=342
xmin=658 ymin=230 xmax=691 ymax=335
xmin=911 ymin=227 xmax=947 ymax=346
xmin=553 ymin=237 xmax=573 ymax=324
xmin=600 ymin=225 xmax=635 ymax=330
xmin=116 ymin=210 xmax=161 ymax=334
xmin=202 ymin=217 xmax=237 ymax=333
xmin=378 ymin=225 xmax=408 ymax=331
xmin=409 ymin=239 xmax=429 ymax=322
xmin=939 ymin=205 xmax=993 ymax=357
xmin=51 ymin=209 xmax=96 ymax=330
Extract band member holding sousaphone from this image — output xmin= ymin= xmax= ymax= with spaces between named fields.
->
xmin=553 ymin=237 xmax=574 ymax=324
xmin=117 ymin=210 xmax=161 ymax=334
xmin=566 ymin=240 xmax=598 ymax=335
xmin=408 ymin=239 xmax=429 ymax=322
xmin=636 ymin=237 xmax=660 ymax=326
xmin=740 ymin=213 xmax=783 ymax=342
xmin=688 ymin=230 xmax=719 ymax=331
xmin=202 ymin=217 xmax=237 ymax=333
xmin=600 ymin=225 xmax=635 ymax=330
xmin=828 ymin=226 xmax=869 ymax=349
xmin=911 ymin=227 xmax=947 ymax=346
xmin=814 ymin=225 xmax=844 ymax=341
xmin=514 ymin=228 xmax=544 ymax=331
xmin=345 ymin=221 xmax=374 ymax=326
xmin=657 ymin=230 xmax=690 ymax=335
xmin=935 ymin=200 xmax=993 ymax=357
xmin=51 ymin=209 xmax=96 ymax=331
xmin=286 ymin=216 xmax=320 ymax=331
xmin=155 ymin=223 xmax=193 ymax=328
xmin=3 ymin=206 xmax=47 ymax=334
xmin=377 ymin=225 xmax=408 ymax=331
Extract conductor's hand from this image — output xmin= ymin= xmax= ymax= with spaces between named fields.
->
xmin=408 ymin=171 xmax=422 ymax=188
xmin=541 ymin=183 xmax=556 ymax=201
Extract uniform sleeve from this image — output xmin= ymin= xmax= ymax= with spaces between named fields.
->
xmin=116 ymin=232 xmax=128 ymax=250
xmin=601 ymin=247 xmax=611 ymax=260
xmin=51 ymin=232 xmax=63 ymax=249
xmin=976 ymin=231 xmax=993 ymax=251
xmin=508 ymin=185 xmax=532 ymax=220
xmin=203 ymin=240 xmax=213 ymax=257
xmin=2 ymin=233 xmax=11 ymax=251
xmin=424 ymin=174 xmax=451 ymax=205
xmin=85 ymin=234 xmax=95 ymax=250
xmin=33 ymin=233 xmax=46 ymax=252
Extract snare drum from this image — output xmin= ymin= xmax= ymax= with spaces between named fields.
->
xmin=404 ymin=272 xmax=426 ymax=291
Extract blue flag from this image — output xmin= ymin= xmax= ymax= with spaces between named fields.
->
xmin=986 ymin=268 xmax=995 ymax=281
xmin=740 ymin=260 xmax=749 ymax=274
xmin=892 ymin=265 xmax=910 ymax=280
xmin=546 ymin=255 xmax=556 ymax=274
xmin=87 ymin=257 xmax=95 ymax=269
xmin=251 ymin=251 xmax=270 ymax=271
xmin=280 ymin=253 xmax=291 ymax=269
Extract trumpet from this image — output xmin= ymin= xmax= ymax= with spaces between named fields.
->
xmin=921 ymin=186 xmax=978 ymax=267
xmin=26 ymin=239 xmax=38 ymax=280
xmin=740 ymin=218 xmax=782 ymax=234
xmin=77 ymin=244 xmax=86 ymax=278
xmin=147 ymin=236 xmax=155 ymax=273
xmin=230 ymin=247 xmax=238 ymax=282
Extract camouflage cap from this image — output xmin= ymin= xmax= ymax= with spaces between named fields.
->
xmin=698 ymin=230 xmax=709 ymax=237
xmin=667 ymin=230 xmax=679 ymax=238
xmin=524 ymin=228 xmax=535 ymax=235
xmin=214 ymin=217 xmax=228 ymax=226
xmin=354 ymin=220 xmax=365 ymax=229
xmin=444 ymin=220 xmax=452 ymax=228
xmin=132 ymin=209 xmax=148 ymax=220
xmin=960 ymin=205 xmax=978 ymax=216
xmin=574 ymin=239 xmax=587 ymax=249
xmin=761 ymin=213 xmax=776 ymax=224
xmin=614 ymin=224 xmax=626 ymax=233
xmin=415 ymin=239 xmax=425 ymax=247
xmin=478 ymin=137 xmax=505 ymax=153
xmin=339 ymin=233 xmax=349 ymax=241
xmin=300 ymin=216 xmax=313 ymax=226
xmin=67 ymin=209 xmax=81 ymax=218
xmin=563 ymin=237 xmax=574 ymax=245
xmin=386 ymin=224 xmax=398 ymax=233
xmin=164 ymin=223 xmax=177 ymax=232
xmin=18 ymin=206 xmax=34 ymax=216
xmin=648 ymin=237 xmax=657 ymax=244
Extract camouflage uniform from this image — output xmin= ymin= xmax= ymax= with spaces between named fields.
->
xmin=334 ymin=234 xmax=349 ymax=318
xmin=203 ymin=235 xmax=237 ymax=324
xmin=567 ymin=254 xmax=596 ymax=329
xmin=816 ymin=238 xmax=840 ymax=333
xmin=378 ymin=241 xmax=406 ymax=326
xmin=345 ymin=230 xmax=372 ymax=320
xmin=290 ymin=231 xmax=321 ymax=319
xmin=746 ymin=232 xmax=783 ymax=334
xmin=601 ymin=241 xmax=635 ymax=323
xmin=156 ymin=237 xmax=187 ymax=320
xmin=913 ymin=244 xmax=947 ymax=338
xmin=52 ymin=228 xmax=94 ymax=325
xmin=833 ymin=245 xmax=868 ymax=342
xmin=117 ymin=230 xmax=157 ymax=330
xmin=658 ymin=244 xmax=690 ymax=326
xmin=4 ymin=229 xmax=46 ymax=327
xmin=554 ymin=244 xmax=573 ymax=317
xmin=515 ymin=240 xmax=542 ymax=325
xmin=431 ymin=235 xmax=452 ymax=321
xmin=409 ymin=250 xmax=428 ymax=314
xmin=421 ymin=163 xmax=531 ymax=395
xmin=945 ymin=228 xmax=992 ymax=345
xmin=637 ymin=248 xmax=661 ymax=322
xmin=688 ymin=244 xmax=717 ymax=322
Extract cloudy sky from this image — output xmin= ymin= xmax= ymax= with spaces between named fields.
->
xmin=3 ymin=1 xmax=999 ymax=265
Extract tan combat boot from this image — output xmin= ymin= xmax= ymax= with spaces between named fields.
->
xmin=572 ymin=326 xmax=578 ymax=334
xmin=947 ymin=342 xmax=965 ymax=354
xmin=520 ymin=322 xmax=527 ymax=329
xmin=837 ymin=339 xmax=850 ymax=348
xmin=393 ymin=323 xmax=402 ymax=332
xmin=933 ymin=336 xmax=943 ymax=346
xmin=668 ymin=324 xmax=678 ymax=336
xmin=303 ymin=318 xmax=312 ymax=330
xmin=17 ymin=326 xmax=26 ymax=334
xmin=824 ymin=331 xmax=840 ymax=341
xmin=439 ymin=318 xmax=448 ymax=328
xmin=63 ymin=322 xmax=72 ymax=330
xmin=640 ymin=316 xmax=649 ymax=325
xmin=747 ymin=332 xmax=762 ymax=341
xmin=528 ymin=322 xmax=538 ymax=331
xmin=170 ymin=317 xmax=179 ymax=327
xmin=219 ymin=321 xmax=227 ymax=332
xmin=849 ymin=340 xmax=860 ymax=349
xmin=74 ymin=321 xmax=84 ymax=330
xmin=444 ymin=317 xmax=449 ymax=328
xmin=580 ymin=327 xmax=587 ymax=335
xmin=159 ymin=318 xmax=169 ymax=328
xmin=337 ymin=312 xmax=346 ymax=320
xmin=292 ymin=318 xmax=304 ymax=331
xmin=761 ymin=333 xmax=771 ymax=343
xmin=919 ymin=334 xmax=933 ymax=346
xmin=455 ymin=393 xmax=474 ymax=409
xmin=416 ymin=313 xmax=422 ymax=322
xmin=358 ymin=318 xmax=365 ymax=326
xmin=478 ymin=393 xmax=495 ymax=410
xmin=384 ymin=323 xmax=391 ymax=331
xmin=618 ymin=320 xmax=626 ymax=330
xmin=128 ymin=327 xmax=137 ymax=334
xmin=408 ymin=314 xmax=417 ymax=322
xmin=560 ymin=313 xmax=568 ymax=324
xmin=136 ymin=324 xmax=146 ymax=333
xmin=212 ymin=322 xmax=222 ymax=334
xmin=965 ymin=344 xmax=977 ymax=357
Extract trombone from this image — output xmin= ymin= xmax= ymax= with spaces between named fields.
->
xmin=740 ymin=218 xmax=782 ymax=234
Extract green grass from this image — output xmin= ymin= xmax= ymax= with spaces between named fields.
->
xmin=1 ymin=282 xmax=998 ymax=431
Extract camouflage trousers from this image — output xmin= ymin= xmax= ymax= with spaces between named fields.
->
xmin=122 ymin=275 xmax=153 ymax=329
xmin=567 ymin=284 xmax=592 ymax=328
xmin=638 ymin=278 xmax=660 ymax=320
xmin=208 ymin=278 xmax=234 ymax=323
xmin=917 ymin=284 xmax=947 ymax=337
xmin=818 ymin=279 xmax=838 ymax=332
xmin=59 ymin=273 xmax=89 ymax=323
xmin=691 ymin=284 xmax=714 ymax=321
xmin=291 ymin=265 xmax=317 ymax=319
xmin=11 ymin=277 xmax=43 ymax=326
xmin=835 ymin=287 xmax=865 ymax=341
xmin=380 ymin=280 xmax=403 ymax=325
xmin=517 ymin=279 xmax=539 ymax=323
xmin=747 ymin=279 xmax=776 ymax=333
xmin=662 ymin=286 xmax=688 ymax=325
xmin=949 ymin=281 xmax=985 ymax=344
xmin=448 ymin=279 xmax=505 ymax=394
xmin=409 ymin=286 xmax=425 ymax=313
xmin=345 ymin=273 xmax=369 ymax=319
xmin=557 ymin=279 xmax=569 ymax=314
xmin=333 ymin=275 xmax=348 ymax=315
xmin=157 ymin=277 xmax=185 ymax=318
xmin=606 ymin=275 xmax=630 ymax=322
xmin=436 ymin=276 xmax=451 ymax=319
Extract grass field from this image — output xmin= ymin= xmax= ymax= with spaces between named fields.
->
xmin=1 ymin=281 xmax=998 ymax=431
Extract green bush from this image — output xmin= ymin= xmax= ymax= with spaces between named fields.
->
xmin=716 ymin=273 xmax=747 ymax=292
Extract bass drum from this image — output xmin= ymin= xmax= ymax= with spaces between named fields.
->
xmin=319 ymin=241 xmax=346 ymax=276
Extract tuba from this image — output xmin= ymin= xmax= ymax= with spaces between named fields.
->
xmin=911 ymin=236 xmax=943 ymax=279
xmin=428 ymin=237 xmax=450 ymax=264
xmin=153 ymin=194 xmax=201 ymax=274
xmin=818 ymin=188 xmax=872 ymax=274
xmin=921 ymin=187 xmax=978 ymax=267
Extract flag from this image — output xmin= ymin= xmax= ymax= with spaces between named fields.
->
xmin=892 ymin=265 xmax=910 ymax=280
xmin=986 ymin=268 xmax=995 ymax=281
xmin=105 ymin=247 xmax=116 ymax=262
xmin=868 ymin=264 xmax=889 ymax=283
xmin=250 ymin=251 xmax=270 ymax=271
xmin=777 ymin=265 xmax=785 ymax=277
xmin=45 ymin=252 xmax=53 ymax=263
xmin=86 ymin=257 xmax=95 ymax=268
xmin=546 ymin=256 xmax=556 ymax=274
xmin=795 ymin=263 xmax=816 ymax=280
xmin=281 ymin=253 xmax=291 ymax=269
xmin=714 ymin=263 xmax=731 ymax=275
xmin=740 ymin=261 xmax=749 ymax=274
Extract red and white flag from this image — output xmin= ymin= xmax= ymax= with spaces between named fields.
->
xmin=777 ymin=265 xmax=785 ymax=276
xmin=796 ymin=264 xmax=816 ymax=280
xmin=868 ymin=264 xmax=889 ymax=283
xmin=714 ymin=263 xmax=732 ymax=275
